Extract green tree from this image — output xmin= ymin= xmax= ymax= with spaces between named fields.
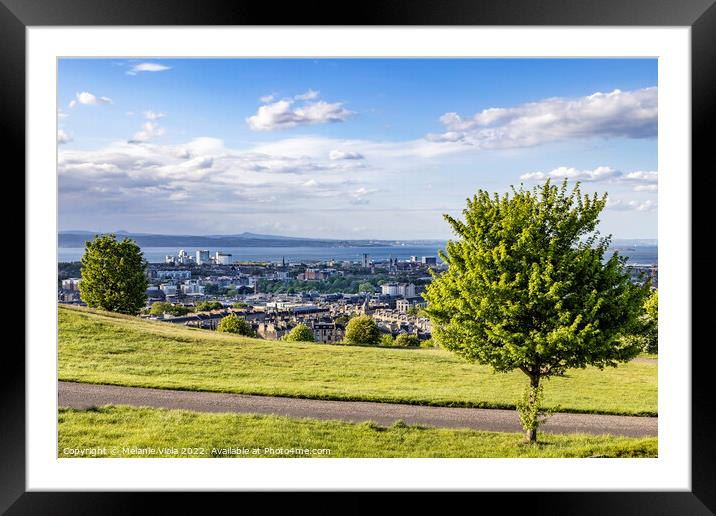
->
xmin=344 ymin=315 xmax=381 ymax=346
xmin=380 ymin=334 xmax=395 ymax=347
xmin=424 ymin=180 xmax=650 ymax=443
xmin=394 ymin=333 xmax=421 ymax=348
xmin=79 ymin=234 xmax=148 ymax=315
xmin=149 ymin=301 xmax=171 ymax=316
xmin=358 ymin=282 xmax=375 ymax=293
xmin=195 ymin=300 xmax=224 ymax=312
xmin=630 ymin=289 xmax=658 ymax=353
xmin=150 ymin=301 xmax=192 ymax=316
xmin=334 ymin=314 xmax=352 ymax=326
xmin=284 ymin=323 xmax=315 ymax=342
xmin=232 ymin=301 xmax=249 ymax=309
xmin=216 ymin=313 xmax=255 ymax=337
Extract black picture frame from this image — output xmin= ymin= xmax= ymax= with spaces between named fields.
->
xmin=5 ymin=0 xmax=714 ymax=512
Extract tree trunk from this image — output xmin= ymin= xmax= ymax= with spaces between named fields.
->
xmin=527 ymin=374 xmax=540 ymax=443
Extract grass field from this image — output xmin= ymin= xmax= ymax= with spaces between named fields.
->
xmin=58 ymin=306 xmax=657 ymax=416
xmin=58 ymin=405 xmax=658 ymax=458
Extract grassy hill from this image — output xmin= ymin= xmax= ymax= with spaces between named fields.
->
xmin=58 ymin=405 xmax=657 ymax=458
xmin=58 ymin=305 xmax=657 ymax=416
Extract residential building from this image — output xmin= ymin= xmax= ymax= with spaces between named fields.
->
xmin=196 ymin=249 xmax=210 ymax=265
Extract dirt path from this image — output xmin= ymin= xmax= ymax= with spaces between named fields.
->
xmin=58 ymin=381 xmax=657 ymax=437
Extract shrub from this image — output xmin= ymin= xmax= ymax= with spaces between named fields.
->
xmin=380 ymin=334 xmax=395 ymax=347
xmin=284 ymin=323 xmax=315 ymax=342
xmin=216 ymin=313 xmax=255 ymax=337
xmin=195 ymin=300 xmax=224 ymax=312
xmin=394 ymin=334 xmax=421 ymax=348
xmin=149 ymin=301 xmax=192 ymax=316
xmin=344 ymin=315 xmax=381 ymax=346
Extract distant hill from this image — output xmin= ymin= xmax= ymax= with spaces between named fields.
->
xmin=57 ymin=231 xmax=441 ymax=248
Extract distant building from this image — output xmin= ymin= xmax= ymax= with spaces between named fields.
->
xmin=159 ymin=284 xmax=178 ymax=297
xmin=362 ymin=253 xmax=369 ymax=268
xmin=176 ymin=249 xmax=194 ymax=265
xmin=396 ymin=296 xmax=427 ymax=313
xmin=381 ymin=283 xmax=416 ymax=297
xmin=181 ymin=281 xmax=205 ymax=295
xmin=156 ymin=270 xmax=192 ymax=280
xmin=215 ymin=252 xmax=232 ymax=265
xmin=61 ymin=278 xmax=81 ymax=290
xmin=311 ymin=322 xmax=344 ymax=344
xmin=196 ymin=249 xmax=210 ymax=265
xmin=421 ymin=256 xmax=437 ymax=266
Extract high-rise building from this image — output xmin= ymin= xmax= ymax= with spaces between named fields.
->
xmin=215 ymin=252 xmax=232 ymax=265
xmin=421 ymin=256 xmax=437 ymax=266
xmin=362 ymin=253 xmax=369 ymax=268
xmin=196 ymin=249 xmax=210 ymax=265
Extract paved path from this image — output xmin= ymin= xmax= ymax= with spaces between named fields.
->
xmin=58 ymin=381 xmax=657 ymax=437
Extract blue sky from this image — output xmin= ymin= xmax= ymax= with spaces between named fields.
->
xmin=58 ymin=58 xmax=658 ymax=239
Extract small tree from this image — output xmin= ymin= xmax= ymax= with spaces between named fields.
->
xmin=394 ymin=333 xmax=421 ymax=348
xmin=380 ymin=334 xmax=395 ymax=346
xmin=344 ymin=315 xmax=381 ymax=346
xmin=216 ymin=313 xmax=255 ymax=337
xmin=284 ymin=323 xmax=315 ymax=342
xmin=149 ymin=301 xmax=171 ymax=316
xmin=642 ymin=290 xmax=658 ymax=353
xmin=195 ymin=300 xmax=224 ymax=312
xmin=424 ymin=180 xmax=650 ymax=442
xmin=79 ymin=234 xmax=148 ymax=315
xmin=358 ymin=282 xmax=375 ymax=294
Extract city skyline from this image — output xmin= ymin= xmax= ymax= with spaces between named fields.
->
xmin=58 ymin=58 xmax=658 ymax=239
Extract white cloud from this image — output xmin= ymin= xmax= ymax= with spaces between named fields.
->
xmin=259 ymin=94 xmax=275 ymax=103
xmin=295 ymin=89 xmax=319 ymax=101
xmin=58 ymin=137 xmax=374 ymax=214
xmin=623 ymin=170 xmax=658 ymax=183
xmin=329 ymin=150 xmax=364 ymax=161
xmin=168 ymin=191 xmax=189 ymax=201
xmin=428 ymin=87 xmax=657 ymax=149
xmin=520 ymin=165 xmax=658 ymax=193
xmin=246 ymin=93 xmax=354 ymax=131
xmin=130 ymin=121 xmax=165 ymax=142
xmin=58 ymin=130 xmax=73 ymax=145
xmin=73 ymin=91 xmax=113 ymax=106
xmin=144 ymin=111 xmax=166 ymax=121
xmin=519 ymin=171 xmax=545 ymax=181
xmin=58 ymin=110 xmax=69 ymax=119
xmin=349 ymin=186 xmax=378 ymax=205
xmin=608 ymin=199 xmax=657 ymax=212
xmin=68 ymin=100 xmax=76 ymax=109
xmin=521 ymin=166 xmax=621 ymax=182
xmin=127 ymin=62 xmax=172 ymax=75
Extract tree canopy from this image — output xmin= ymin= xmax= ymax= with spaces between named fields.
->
xmin=149 ymin=301 xmax=193 ymax=317
xmin=195 ymin=300 xmax=224 ymax=312
xmin=283 ymin=323 xmax=315 ymax=342
xmin=78 ymin=234 xmax=148 ymax=315
xmin=394 ymin=333 xmax=421 ymax=348
xmin=344 ymin=315 xmax=381 ymax=346
xmin=216 ymin=313 xmax=255 ymax=337
xmin=424 ymin=180 xmax=650 ymax=441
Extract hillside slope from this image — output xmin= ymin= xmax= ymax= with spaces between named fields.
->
xmin=58 ymin=305 xmax=657 ymax=416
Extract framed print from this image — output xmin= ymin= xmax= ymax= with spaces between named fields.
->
xmin=6 ymin=0 xmax=716 ymax=512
